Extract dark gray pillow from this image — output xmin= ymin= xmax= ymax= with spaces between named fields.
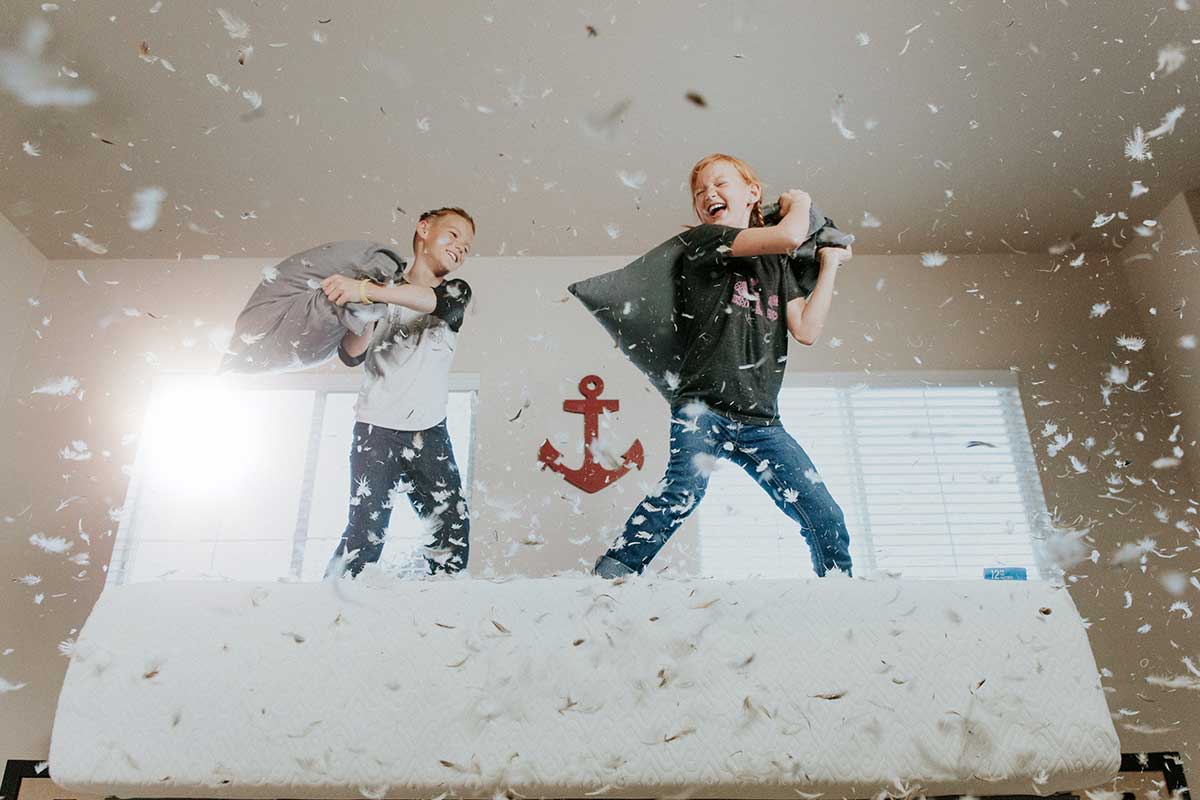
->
xmin=220 ymin=241 xmax=405 ymax=374
xmin=762 ymin=201 xmax=855 ymax=297
xmin=568 ymin=205 xmax=853 ymax=401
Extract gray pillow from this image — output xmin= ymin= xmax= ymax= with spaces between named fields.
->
xmin=568 ymin=204 xmax=852 ymax=401
xmin=220 ymin=241 xmax=405 ymax=374
xmin=761 ymin=201 xmax=855 ymax=297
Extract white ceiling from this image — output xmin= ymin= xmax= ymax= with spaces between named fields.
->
xmin=1 ymin=0 xmax=1198 ymax=260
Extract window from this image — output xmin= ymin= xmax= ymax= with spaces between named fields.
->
xmin=107 ymin=373 xmax=477 ymax=585
xmin=698 ymin=371 xmax=1053 ymax=580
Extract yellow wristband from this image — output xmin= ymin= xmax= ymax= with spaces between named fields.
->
xmin=359 ymin=278 xmax=371 ymax=304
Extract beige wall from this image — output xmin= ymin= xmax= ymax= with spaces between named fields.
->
xmin=1 ymin=212 xmax=1198 ymax=779
xmin=1117 ymin=190 xmax=1200 ymax=488
xmin=0 ymin=212 xmax=48 ymax=407
xmin=0 ymin=211 xmax=49 ymax=756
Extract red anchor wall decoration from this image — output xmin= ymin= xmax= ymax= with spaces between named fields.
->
xmin=538 ymin=375 xmax=645 ymax=493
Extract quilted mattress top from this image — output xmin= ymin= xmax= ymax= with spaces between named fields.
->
xmin=50 ymin=574 xmax=1120 ymax=798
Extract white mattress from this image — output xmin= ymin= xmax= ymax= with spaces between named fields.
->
xmin=50 ymin=575 xmax=1120 ymax=799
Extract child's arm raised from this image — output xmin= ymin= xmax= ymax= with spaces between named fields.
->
xmin=321 ymin=274 xmax=436 ymax=314
xmin=786 ymin=246 xmax=852 ymax=345
xmin=729 ymin=189 xmax=813 ymax=257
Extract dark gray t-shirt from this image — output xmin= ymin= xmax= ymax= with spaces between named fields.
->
xmin=673 ymin=224 xmax=806 ymax=426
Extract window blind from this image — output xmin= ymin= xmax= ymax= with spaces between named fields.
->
xmin=698 ymin=373 xmax=1050 ymax=581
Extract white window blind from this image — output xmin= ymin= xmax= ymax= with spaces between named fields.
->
xmin=698 ymin=371 xmax=1052 ymax=581
xmin=108 ymin=374 xmax=477 ymax=585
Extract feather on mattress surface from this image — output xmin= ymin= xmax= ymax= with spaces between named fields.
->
xmin=50 ymin=576 xmax=1119 ymax=798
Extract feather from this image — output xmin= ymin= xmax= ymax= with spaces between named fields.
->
xmin=216 ymin=8 xmax=250 ymax=39
xmin=32 ymin=376 xmax=81 ymax=397
xmin=29 ymin=532 xmax=72 ymax=553
xmin=129 ymin=187 xmax=167 ymax=231
xmin=71 ymin=233 xmax=108 ymax=255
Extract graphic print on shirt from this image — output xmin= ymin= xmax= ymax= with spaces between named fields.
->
xmin=730 ymin=275 xmax=780 ymax=322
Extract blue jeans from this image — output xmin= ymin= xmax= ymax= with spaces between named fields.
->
xmin=595 ymin=406 xmax=853 ymax=578
xmin=326 ymin=420 xmax=469 ymax=578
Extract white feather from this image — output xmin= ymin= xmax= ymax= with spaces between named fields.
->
xmin=71 ymin=232 xmax=107 ymax=255
xmin=1146 ymin=105 xmax=1186 ymax=139
xmin=0 ymin=675 xmax=28 ymax=693
xmin=617 ymin=170 xmax=646 ymax=189
xmin=1123 ymin=127 xmax=1152 ymax=162
xmin=216 ymin=8 xmax=250 ymax=39
xmin=32 ymin=376 xmax=80 ymax=397
xmin=29 ymin=532 xmax=72 ymax=553
xmin=0 ymin=19 xmax=96 ymax=107
xmin=1154 ymin=45 xmax=1186 ymax=77
xmin=1115 ymin=335 xmax=1144 ymax=351
xmin=129 ymin=186 xmax=166 ymax=231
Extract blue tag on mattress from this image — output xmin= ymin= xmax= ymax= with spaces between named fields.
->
xmin=984 ymin=567 xmax=1028 ymax=580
